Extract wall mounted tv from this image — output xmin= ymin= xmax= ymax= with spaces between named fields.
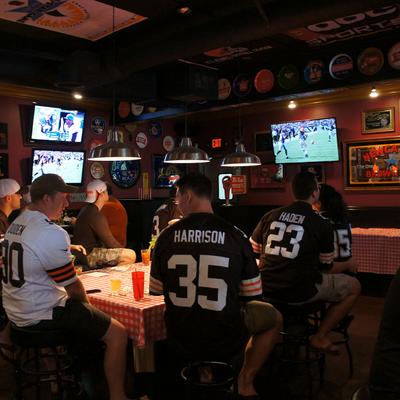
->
xmin=271 ymin=117 xmax=339 ymax=164
xmin=31 ymin=149 xmax=85 ymax=185
xmin=30 ymin=105 xmax=85 ymax=144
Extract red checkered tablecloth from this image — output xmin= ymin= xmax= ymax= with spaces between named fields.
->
xmin=352 ymin=228 xmax=400 ymax=275
xmin=79 ymin=264 xmax=166 ymax=348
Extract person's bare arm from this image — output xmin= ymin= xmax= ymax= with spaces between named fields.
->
xmin=329 ymin=258 xmax=358 ymax=274
xmin=70 ymin=244 xmax=87 ymax=255
xmin=64 ymin=279 xmax=89 ymax=303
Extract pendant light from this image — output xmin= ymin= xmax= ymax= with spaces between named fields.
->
xmin=88 ymin=6 xmax=141 ymax=162
xmin=164 ymin=107 xmax=210 ymax=164
xmin=221 ymin=106 xmax=260 ymax=167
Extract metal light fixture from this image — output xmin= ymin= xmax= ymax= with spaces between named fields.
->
xmin=88 ymin=6 xmax=141 ymax=162
xmin=88 ymin=127 xmax=141 ymax=161
xmin=221 ymin=143 xmax=261 ymax=167
xmin=164 ymin=108 xmax=209 ymax=164
xmin=221 ymin=106 xmax=260 ymax=167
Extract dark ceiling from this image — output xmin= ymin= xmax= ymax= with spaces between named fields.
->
xmin=0 ymin=0 xmax=399 ymax=113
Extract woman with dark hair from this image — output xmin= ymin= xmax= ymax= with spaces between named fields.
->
xmin=314 ymin=184 xmax=358 ymax=274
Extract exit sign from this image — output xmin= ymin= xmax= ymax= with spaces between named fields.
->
xmin=212 ymin=138 xmax=222 ymax=148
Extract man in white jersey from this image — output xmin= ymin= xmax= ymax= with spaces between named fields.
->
xmin=2 ymin=174 xmax=134 ymax=400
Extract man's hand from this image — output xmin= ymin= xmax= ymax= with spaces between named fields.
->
xmin=70 ymin=244 xmax=87 ymax=255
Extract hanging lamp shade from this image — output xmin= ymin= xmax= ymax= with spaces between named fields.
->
xmin=88 ymin=127 xmax=141 ymax=161
xmin=164 ymin=137 xmax=210 ymax=164
xmin=221 ymin=143 xmax=261 ymax=167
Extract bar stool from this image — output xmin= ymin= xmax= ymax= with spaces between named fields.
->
xmin=263 ymin=298 xmax=326 ymax=400
xmin=10 ymin=324 xmax=78 ymax=400
xmin=181 ymin=360 xmax=235 ymax=400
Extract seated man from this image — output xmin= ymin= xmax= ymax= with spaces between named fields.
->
xmin=151 ymin=186 xmax=182 ymax=239
xmin=101 ymin=184 xmax=128 ymax=247
xmin=2 ymin=174 xmax=134 ymax=400
xmin=250 ymin=171 xmax=361 ymax=353
xmin=150 ymin=173 xmax=282 ymax=399
xmin=73 ymin=179 xmax=135 ymax=268
xmin=0 ymin=178 xmax=28 ymax=237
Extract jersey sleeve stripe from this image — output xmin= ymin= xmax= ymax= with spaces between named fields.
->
xmin=47 ymin=261 xmax=74 ymax=275
xmin=150 ymin=276 xmax=163 ymax=294
xmin=249 ymin=237 xmax=262 ymax=253
xmin=239 ymin=276 xmax=262 ymax=296
xmin=50 ymin=270 xmax=76 ymax=284
xmin=319 ymin=252 xmax=334 ymax=263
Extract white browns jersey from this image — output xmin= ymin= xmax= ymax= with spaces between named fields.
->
xmin=2 ymin=210 xmax=77 ymax=326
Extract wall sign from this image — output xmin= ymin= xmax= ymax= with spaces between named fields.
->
xmin=231 ymin=175 xmax=247 ymax=194
xmin=357 ymin=47 xmax=384 ymax=76
xmin=233 ymin=74 xmax=252 ymax=97
xmin=149 ymin=122 xmax=162 ymax=137
xmin=218 ymin=78 xmax=231 ymax=100
xmin=163 ymin=135 xmax=175 ymax=152
xmin=329 ymin=54 xmax=353 ymax=79
xmin=152 ymin=155 xmax=185 ymax=188
xmin=277 ymin=64 xmax=299 ymax=90
xmin=250 ymin=164 xmax=284 ymax=189
xmin=345 ymin=139 xmax=400 ymax=189
xmin=110 ymin=160 xmax=140 ymax=188
xmin=254 ymin=69 xmax=274 ymax=93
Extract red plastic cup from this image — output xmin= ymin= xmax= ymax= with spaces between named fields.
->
xmin=132 ymin=270 xmax=144 ymax=300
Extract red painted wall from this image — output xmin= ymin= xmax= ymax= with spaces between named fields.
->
xmin=195 ymin=95 xmax=400 ymax=207
xmin=2 ymin=94 xmax=400 ymax=207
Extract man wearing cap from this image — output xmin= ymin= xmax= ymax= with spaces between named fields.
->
xmin=2 ymin=174 xmax=134 ymax=400
xmin=73 ymin=179 xmax=136 ymax=268
xmin=0 ymin=178 xmax=28 ymax=237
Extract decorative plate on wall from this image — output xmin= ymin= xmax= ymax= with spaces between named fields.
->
xmin=90 ymin=161 xmax=105 ymax=179
xmin=109 ymin=160 xmax=140 ymax=188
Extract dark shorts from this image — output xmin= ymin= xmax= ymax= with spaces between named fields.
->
xmin=33 ymin=299 xmax=111 ymax=341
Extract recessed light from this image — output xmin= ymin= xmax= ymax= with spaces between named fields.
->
xmin=288 ymin=100 xmax=297 ymax=109
xmin=73 ymin=92 xmax=83 ymax=100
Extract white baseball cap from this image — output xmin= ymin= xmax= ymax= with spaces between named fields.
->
xmin=0 ymin=179 xmax=28 ymax=198
xmin=85 ymin=179 xmax=107 ymax=203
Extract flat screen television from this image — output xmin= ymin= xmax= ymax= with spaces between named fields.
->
xmin=31 ymin=149 xmax=85 ymax=185
xmin=30 ymin=105 xmax=85 ymax=144
xmin=271 ymin=117 xmax=339 ymax=164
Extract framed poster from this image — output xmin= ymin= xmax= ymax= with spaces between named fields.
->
xmin=152 ymin=155 xmax=185 ymax=188
xmin=344 ymin=138 xmax=400 ymax=189
xmin=0 ymin=123 xmax=8 ymax=149
xmin=254 ymin=131 xmax=273 ymax=153
xmin=0 ymin=154 xmax=8 ymax=178
xmin=249 ymin=163 xmax=284 ymax=189
xmin=300 ymin=164 xmax=325 ymax=183
xmin=362 ymin=108 xmax=394 ymax=134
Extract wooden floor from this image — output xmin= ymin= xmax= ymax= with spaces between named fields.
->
xmin=0 ymin=295 xmax=385 ymax=399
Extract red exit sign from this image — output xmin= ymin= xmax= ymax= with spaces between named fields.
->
xmin=211 ymin=138 xmax=222 ymax=149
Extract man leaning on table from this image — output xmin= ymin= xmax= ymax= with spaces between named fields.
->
xmin=2 ymin=173 xmax=135 ymax=400
xmin=73 ymin=179 xmax=136 ymax=268
xmin=150 ymin=173 xmax=282 ymax=400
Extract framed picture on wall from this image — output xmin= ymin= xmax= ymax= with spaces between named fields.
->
xmin=249 ymin=163 xmax=284 ymax=189
xmin=300 ymin=164 xmax=325 ymax=183
xmin=152 ymin=155 xmax=186 ymax=188
xmin=0 ymin=123 xmax=8 ymax=149
xmin=254 ymin=131 xmax=273 ymax=153
xmin=0 ymin=154 xmax=8 ymax=178
xmin=344 ymin=138 xmax=400 ymax=190
xmin=361 ymin=108 xmax=394 ymax=134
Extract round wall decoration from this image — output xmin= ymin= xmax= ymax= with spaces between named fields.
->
xmin=163 ymin=135 xmax=175 ymax=152
xmin=91 ymin=116 xmax=106 ymax=135
xmin=277 ymin=64 xmax=299 ymax=90
xmin=149 ymin=122 xmax=162 ymax=137
xmin=109 ymin=160 xmax=140 ymax=188
xmin=357 ymin=47 xmax=384 ymax=76
xmin=135 ymin=131 xmax=148 ymax=149
xmin=218 ymin=78 xmax=231 ymax=100
xmin=233 ymin=74 xmax=252 ymax=97
xmin=118 ymin=101 xmax=130 ymax=119
xmin=254 ymin=69 xmax=274 ymax=93
xmin=303 ymin=60 xmax=325 ymax=84
xmin=131 ymin=103 xmax=144 ymax=116
xmin=90 ymin=162 xmax=105 ymax=179
xmin=329 ymin=54 xmax=353 ymax=80
xmin=388 ymin=42 xmax=400 ymax=70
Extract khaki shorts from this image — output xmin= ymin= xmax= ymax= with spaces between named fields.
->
xmin=87 ymin=247 xmax=123 ymax=268
xmin=297 ymin=273 xmax=354 ymax=305
xmin=242 ymin=300 xmax=278 ymax=335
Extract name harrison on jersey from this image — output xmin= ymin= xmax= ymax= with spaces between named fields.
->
xmin=174 ymin=229 xmax=226 ymax=244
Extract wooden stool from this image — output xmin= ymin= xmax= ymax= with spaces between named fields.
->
xmin=10 ymin=324 xmax=78 ymax=400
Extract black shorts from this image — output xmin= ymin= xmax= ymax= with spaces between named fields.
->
xmin=33 ymin=299 xmax=111 ymax=341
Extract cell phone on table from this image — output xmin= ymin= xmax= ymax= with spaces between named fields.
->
xmin=86 ymin=289 xmax=101 ymax=294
